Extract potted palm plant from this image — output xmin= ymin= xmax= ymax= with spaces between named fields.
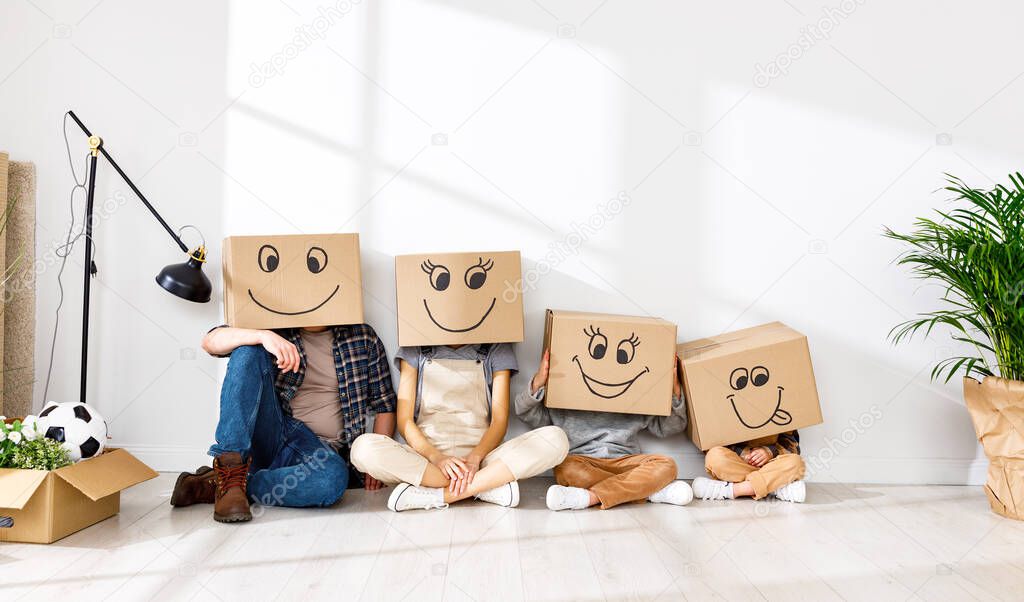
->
xmin=886 ymin=172 xmax=1024 ymax=520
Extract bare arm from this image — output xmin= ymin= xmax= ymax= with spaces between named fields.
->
xmin=201 ymin=326 xmax=300 ymax=373
xmin=515 ymin=350 xmax=553 ymax=427
xmin=372 ymin=412 xmax=396 ymax=437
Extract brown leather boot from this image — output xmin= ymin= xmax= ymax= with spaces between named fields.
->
xmin=170 ymin=465 xmax=216 ymax=507
xmin=213 ymin=452 xmax=252 ymax=523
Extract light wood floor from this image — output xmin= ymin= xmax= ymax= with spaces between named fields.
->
xmin=1 ymin=474 xmax=1022 ymax=601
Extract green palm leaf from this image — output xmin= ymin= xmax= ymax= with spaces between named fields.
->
xmin=886 ymin=172 xmax=1024 ymax=382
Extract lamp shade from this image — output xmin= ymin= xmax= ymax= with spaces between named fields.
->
xmin=156 ymin=252 xmax=212 ymax=303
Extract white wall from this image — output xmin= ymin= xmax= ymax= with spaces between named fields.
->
xmin=3 ymin=0 xmax=1020 ymax=484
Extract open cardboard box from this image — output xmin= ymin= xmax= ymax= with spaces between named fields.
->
xmin=678 ymin=322 xmax=823 ymax=450
xmin=543 ymin=309 xmax=677 ymax=416
xmin=0 ymin=447 xmax=157 ymax=544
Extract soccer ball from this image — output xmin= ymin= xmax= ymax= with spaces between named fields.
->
xmin=38 ymin=401 xmax=108 ymax=462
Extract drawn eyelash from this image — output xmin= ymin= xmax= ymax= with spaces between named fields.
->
xmin=583 ymin=325 xmax=602 ymax=338
xmin=421 ymin=259 xmax=438 ymax=274
xmin=626 ymin=332 xmax=641 ymax=347
xmin=470 ymin=257 xmax=494 ymax=272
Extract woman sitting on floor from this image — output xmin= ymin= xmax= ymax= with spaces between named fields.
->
xmin=351 ymin=342 xmax=569 ymax=511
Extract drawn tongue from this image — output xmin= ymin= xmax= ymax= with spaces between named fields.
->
xmin=772 ymin=408 xmax=793 ymax=426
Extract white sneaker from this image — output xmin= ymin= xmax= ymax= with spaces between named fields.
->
xmin=475 ymin=481 xmax=520 ymax=508
xmin=691 ymin=477 xmax=734 ymax=501
xmin=648 ymin=480 xmax=694 ymax=506
xmin=771 ymin=480 xmax=806 ymax=503
xmin=546 ymin=485 xmax=592 ymax=511
xmin=387 ymin=483 xmax=447 ymax=512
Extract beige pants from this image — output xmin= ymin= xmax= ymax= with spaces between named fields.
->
xmin=351 ymin=426 xmax=569 ymax=487
xmin=704 ymin=446 xmax=805 ymax=500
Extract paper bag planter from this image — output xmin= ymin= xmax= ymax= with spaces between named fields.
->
xmin=678 ymin=322 xmax=823 ymax=450
xmin=223 ymin=233 xmax=364 ymax=329
xmin=542 ymin=310 xmax=677 ymax=416
xmin=395 ymin=251 xmax=524 ymax=346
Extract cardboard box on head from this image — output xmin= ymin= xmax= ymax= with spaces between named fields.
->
xmin=223 ymin=233 xmax=364 ymax=329
xmin=542 ymin=310 xmax=677 ymax=416
xmin=395 ymin=251 xmax=524 ymax=347
xmin=678 ymin=322 xmax=823 ymax=450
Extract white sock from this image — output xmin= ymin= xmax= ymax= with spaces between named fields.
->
xmin=648 ymin=480 xmax=694 ymax=506
xmin=546 ymin=485 xmax=592 ymax=510
xmin=724 ymin=483 xmax=735 ymax=499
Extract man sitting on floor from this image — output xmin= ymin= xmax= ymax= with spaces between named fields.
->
xmin=170 ymin=324 xmax=397 ymax=523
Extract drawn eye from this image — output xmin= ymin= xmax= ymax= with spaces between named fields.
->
xmin=751 ymin=366 xmax=770 ymax=387
xmin=464 ymin=257 xmax=494 ymax=290
xmin=584 ymin=325 xmax=607 ymax=360
xmin=616 ymin=333 xmax=640 ymax=364
xmin=729 ymin=367 xmax=749 ymax=391
xmin=258 ymin=244 xmax=279 ymax=273
xmin=306 ymin=246 xmax=328 ymax=274
xmin=421 ymin=260 xmax=450 ymax=291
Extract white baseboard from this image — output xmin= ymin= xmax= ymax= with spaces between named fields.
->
xmin=113 ymin=443 xmax=211 ymax=472
xmin=114 ymin=444 xmax=989 ymax=486
xmin=661 ymin=451 xmax=988 ymax=486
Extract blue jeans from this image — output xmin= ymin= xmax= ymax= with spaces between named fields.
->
xmin=209 ymin=345 xmax=348 ymax=507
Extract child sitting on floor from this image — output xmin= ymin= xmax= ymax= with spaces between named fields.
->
xmin=516 ymin=351 xmax=693 ymax=510
xmin=692 ymin=431 xmax=806 ymax=503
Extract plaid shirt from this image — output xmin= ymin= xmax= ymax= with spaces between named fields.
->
xmin=272 ymin=324 xmax=397 ymax=447
xmin=728 ymin=430 xmax=801 ymax=458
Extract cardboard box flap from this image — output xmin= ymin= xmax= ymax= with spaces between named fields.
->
xmin=678 ymin=321 xmax=801 ymax=362
xmin=53 ymin=448 xmax=158 ymax=501
xmin=0 ymin=468 xmax=48 ymax=509
xmin=547 ymin=309 xmax=675 ymax=328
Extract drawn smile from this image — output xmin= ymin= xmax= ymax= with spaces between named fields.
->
xmin=727 ymin=386 xmax=792 ymax=429
xmin=572 ymin=355 xmax=649 ymax=399
xmin=248 ymin=285 xmax=340 ymax=316
xmin=423 ymin=297 xmax=496 ymax=332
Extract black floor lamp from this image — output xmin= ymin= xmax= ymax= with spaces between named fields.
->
xmin=66 ymin=110 xmax=212 ymax=405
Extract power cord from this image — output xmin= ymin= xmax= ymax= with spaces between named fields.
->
xmin=42 ymin=113 xmax=97 ymax=403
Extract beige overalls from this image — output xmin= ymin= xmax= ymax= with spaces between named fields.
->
xmin=351 ymin=355 xmax=568 ymax=487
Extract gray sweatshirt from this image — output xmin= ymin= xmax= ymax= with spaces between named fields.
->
xmin=515 ymin=387 xmax=688 ymax=458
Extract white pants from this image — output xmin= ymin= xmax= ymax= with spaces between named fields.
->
xmin=350 ymin=426 xmax=569 ymax=487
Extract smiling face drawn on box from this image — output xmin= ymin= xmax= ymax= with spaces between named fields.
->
xmin=223 ymin=233 xmax=364 ymax=329
xmin=419 ymin=256 xmax=498 ymax=332
xmin=726 ymin=365 xmax=793 ymax=429
xmin=572 ymin=324 xmax=651 ymax=399
xmin=247 ymin=242 xmax=341 ymax=315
